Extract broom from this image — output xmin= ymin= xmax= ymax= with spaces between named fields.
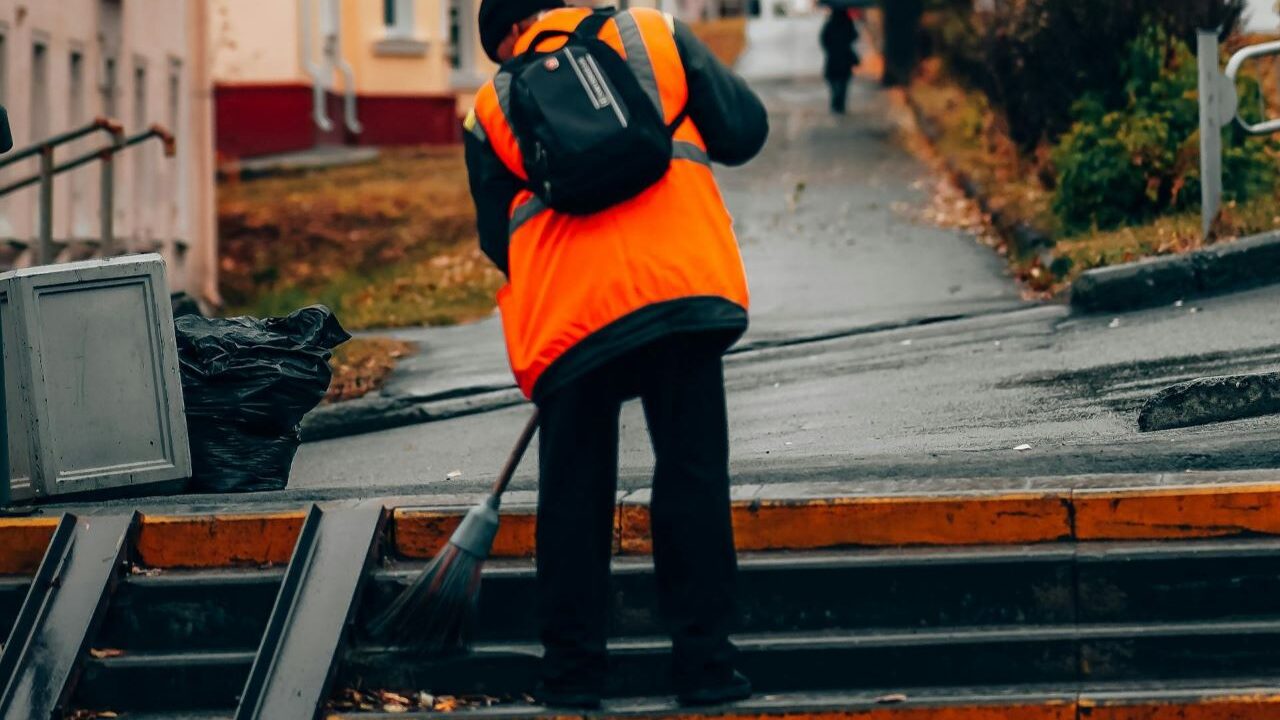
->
xmin=368 ymin=409 xmax=540 ymax=654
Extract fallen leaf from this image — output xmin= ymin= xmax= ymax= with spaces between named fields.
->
xmin=89 ymin=648 xmax=124 ymax=659
xmin=378 ymin=691 xmax=411 ymax=705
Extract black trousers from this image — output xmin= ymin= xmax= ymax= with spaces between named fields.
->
xmin=827 ymin=77 xmax=850 ymax=114
xmin=535 ymin=333 xmax=739 ymax=690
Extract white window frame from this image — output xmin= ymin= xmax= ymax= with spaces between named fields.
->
xmin=384 ymin=0 xmax=415 ymax=38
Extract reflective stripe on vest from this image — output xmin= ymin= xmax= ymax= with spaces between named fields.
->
xmin=613 ymin=11 xmax=664 ymax=115
xmin=507 ymin=140 xmax=711 ymax=236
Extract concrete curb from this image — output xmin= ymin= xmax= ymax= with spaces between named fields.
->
xmin=1071 ymin=231 xmax=1280 ymax=314
xmin=1139 ymin=372 xmax=1280 ymax=432
xmin=8 ymin=472 xmax=1280 ymax=575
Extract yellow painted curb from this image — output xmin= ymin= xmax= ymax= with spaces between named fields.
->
xmin=620 ymin=493 xmax=1072 ymax=555
xmin=1079 ymin=692 xmax=1280 ymax=719
xmin=0 ymin=517 xmax=61 ymax=574
xmin=135 ymin=511 xmax=306 ymax=569
xmin=393 ymin=507 xmax=538 ymax=559
xmin=7 ymin=480 xmax=1280 ymax=573
xmin=1073 ymin=483 xmax=1280 ymax=541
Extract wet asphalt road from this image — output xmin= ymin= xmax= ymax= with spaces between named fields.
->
xmin=291 ymin=46 xmax=1280 ymax=497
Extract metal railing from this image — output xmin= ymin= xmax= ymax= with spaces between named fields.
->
xmin=0 ymin=118 xmax=175 ymax=265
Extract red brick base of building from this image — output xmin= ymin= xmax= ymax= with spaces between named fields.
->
xmin=215 ymin=83 xmax=461 ymax=159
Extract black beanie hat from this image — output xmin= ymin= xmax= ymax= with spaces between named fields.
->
xmin=478 ymin=0 xmax=567 ymax=63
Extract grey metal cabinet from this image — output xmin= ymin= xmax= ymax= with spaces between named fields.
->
xmin=1 ymin=254 xmax=191 ymax=501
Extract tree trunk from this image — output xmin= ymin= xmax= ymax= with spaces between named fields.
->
xmin=881 ymin=0 xmax=924 ymax=87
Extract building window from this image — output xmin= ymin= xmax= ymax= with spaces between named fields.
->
xmin=101 ymin=56 xmax=117 ymax=119
xmin=167 ymin=59 xmax=180 ymax=132
xmin=31 ymin=42 xmax=49 ymax=142
xmin=69 ymin=51 xmax=85 ymax=124
xmin=133 ymin=61 xmax=146 ymax=131
xmin=0 ymin=32 xmax=8 ymax=107
xmin=384 ymin=0 xmax=414 ymax=37
xmin=448 ymin=0 xmax=460 ymax=68
xmin=132 ymin=59 xmax=148 ymax=247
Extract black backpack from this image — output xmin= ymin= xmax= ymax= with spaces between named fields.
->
xmin=500 ymin=8 xmax=685 ymax=216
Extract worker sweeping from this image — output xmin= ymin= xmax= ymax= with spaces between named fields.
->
xmin=460 ymin=0 xmax=766 ymax=708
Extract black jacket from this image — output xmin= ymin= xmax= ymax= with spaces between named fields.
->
xmin=820 ymin=14 xmax=859 ymax=80
xmin=463 ymin=18 xmax=769 ymax=276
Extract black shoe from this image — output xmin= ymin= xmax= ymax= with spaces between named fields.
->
xmin=536 ymin=683 xmax=602 ymax=710
xmin=676 ymin=670 xmax=752 ymax=707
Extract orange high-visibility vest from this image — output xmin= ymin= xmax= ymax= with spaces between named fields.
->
xmin=472 ymin=7 xmax=750 ymax=401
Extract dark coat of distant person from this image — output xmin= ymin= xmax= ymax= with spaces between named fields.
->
xmin=820 ymin=11 xmax=858 ymax=80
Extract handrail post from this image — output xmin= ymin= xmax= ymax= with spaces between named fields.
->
xmin=100 ymin=148 xmax=115 ymax=254
xmin=38 ymin=146 xmax=54 ymax=265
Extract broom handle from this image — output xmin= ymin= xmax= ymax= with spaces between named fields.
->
xmin=491 ymin=408 xmax=540 ymax=498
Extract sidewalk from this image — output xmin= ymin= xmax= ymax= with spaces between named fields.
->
xmin=294 ymin=17 xmax=1280 ymax=496
xmin=303 ymin=18 xmax=1025 ymax=442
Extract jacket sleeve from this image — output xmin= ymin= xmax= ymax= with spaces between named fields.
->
xmin=463 ymin=112 xmax=522 ymax=276
xmin=672 ymin=19 xmax=769 ymax=167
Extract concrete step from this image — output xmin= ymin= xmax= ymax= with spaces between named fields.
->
xmin=17 ymin=473 xmax=1280 ymax=717
xmin=73 ymin=619 xmax=1280 ymax=712
xmin=37 ymin=538 xmax=1280 ymax=715
xmin=35 ymin=538 xmax=1280 ymax=655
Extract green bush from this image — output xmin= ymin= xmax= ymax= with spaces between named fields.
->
xmin=1051 ymin=26 xmax=1276 ymax=233
xmin=925 ymin=0 xmax=1244 ymax=149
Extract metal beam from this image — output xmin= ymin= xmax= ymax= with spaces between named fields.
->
xmin=0 ymin=513 xmax=136 ymax=719
xmin=236 ymin=502 xmax=386 ymax=720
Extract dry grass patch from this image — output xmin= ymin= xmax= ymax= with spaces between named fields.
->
xmin=218 ymin=147 xmax=502 ymax=331
xmin=325 ymin=337 xmax=418 ymax=404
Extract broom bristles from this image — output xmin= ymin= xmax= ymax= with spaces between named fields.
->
xmin=368 ymin=540 xmax=487 ymax=655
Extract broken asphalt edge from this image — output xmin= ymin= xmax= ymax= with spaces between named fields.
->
xmin=300 ymin=386 xmax=527 ymax=442
xmin=1139 ymin=371 xmax=1280 ymax=433
xmin=6 ymin=469 xmax=1280 ymax=575
xmin=901 ymin=88 xmax=1280 ymax=316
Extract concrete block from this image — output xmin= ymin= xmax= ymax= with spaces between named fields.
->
xmin=1 ymin=254 xmax=191 ymax=501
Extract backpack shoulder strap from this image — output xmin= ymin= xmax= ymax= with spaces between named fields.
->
xmin=573 ymin=7 xmax=616 ymax=39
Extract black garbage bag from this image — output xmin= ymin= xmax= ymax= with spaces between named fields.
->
xmin=176 ymin=305 xmax=351 ymax=493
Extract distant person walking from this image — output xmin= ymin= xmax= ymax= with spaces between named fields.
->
xmin=820 ymin=9 xmax=859 ymax=114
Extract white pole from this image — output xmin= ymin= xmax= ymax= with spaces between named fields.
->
xmin=1198 ymin=29 xmax=1224 ymax=239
